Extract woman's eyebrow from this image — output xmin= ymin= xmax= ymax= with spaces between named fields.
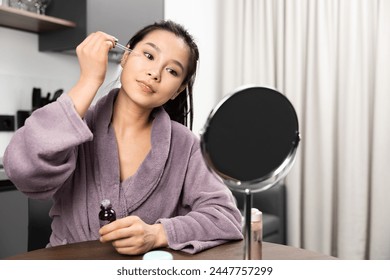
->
xmin=145 ymin=42 xmax=185 ymax=72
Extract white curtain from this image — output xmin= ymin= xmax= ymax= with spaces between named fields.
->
xmin=219 ymin=0 xmax=390 ymax=259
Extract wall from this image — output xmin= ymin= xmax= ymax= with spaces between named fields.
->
xmin=164 ymin=0 xmax=222 ymax=135
xmin=0 ymin=26 xmax=121 ymax=156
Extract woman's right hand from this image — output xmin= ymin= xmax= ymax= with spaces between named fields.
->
xmin=68 ymin=32 xmax=116 ymax=117
xmin=76 ymin=31 xmax=116 ymax=87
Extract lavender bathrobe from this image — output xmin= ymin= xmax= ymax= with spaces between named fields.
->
xmin=4 ymin=89 xmax=243 ymax=254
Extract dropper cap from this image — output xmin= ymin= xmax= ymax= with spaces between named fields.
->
xmin=101 ymin=199 xmax=112 ymax=208
xmin=251 ymin=208 xmax=262 ymax=222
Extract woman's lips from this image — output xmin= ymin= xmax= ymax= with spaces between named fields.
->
xmin=137 ymin=81 xmax=155 ymax=93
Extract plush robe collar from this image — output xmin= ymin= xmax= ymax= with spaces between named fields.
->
xmin=92 ymin=88 xmax=171 ymax=216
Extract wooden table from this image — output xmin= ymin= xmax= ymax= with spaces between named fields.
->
xmin=6 ymin=240 xmax=336 ymax=260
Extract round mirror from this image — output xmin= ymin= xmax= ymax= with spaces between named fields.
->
xmin=201 ymin=85 xmax=300 ymax=193
xmin=200 ymin=85 xmax=300 ymax=259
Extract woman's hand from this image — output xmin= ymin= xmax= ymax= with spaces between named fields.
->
xmin=68 ymin=31 xmax=116 ymax=117
xmin=76 ymin=31 xmax=116 ymax=87
xmin=99 ymin=216 xmax=168 ymax=255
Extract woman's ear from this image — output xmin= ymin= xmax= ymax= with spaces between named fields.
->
xmin=171 ymin=84 xmax=187 ymax=100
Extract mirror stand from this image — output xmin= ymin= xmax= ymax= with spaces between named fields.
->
xmin=200 ymin=85 xmax=300 ymax=260
xmin=243 ymin=188 xmax=253 ymax=260
xmin=231 ymin=186 xmax=261 ymax=260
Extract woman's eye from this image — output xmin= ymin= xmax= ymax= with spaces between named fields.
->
xmin=144 ymin=52 xmax=153 ymax=60
xmin=167 ymin=68 xmax=178 ymax=77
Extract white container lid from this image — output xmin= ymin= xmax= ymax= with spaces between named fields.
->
xmin=251 ymin=208 xmax=262 ymax=222
xmin=143 ymin=250 xmax=173 ymax=260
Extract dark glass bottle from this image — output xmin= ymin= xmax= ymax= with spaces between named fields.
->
xmin=99 ymin=199 xmax=116 ymax=227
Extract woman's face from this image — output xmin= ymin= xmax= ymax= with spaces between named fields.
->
xmin=119 ymin=29 xmax=190 ymax=110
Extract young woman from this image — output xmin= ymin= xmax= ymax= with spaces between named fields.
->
xmin=4 ymin=20 xmax=243 ymax=255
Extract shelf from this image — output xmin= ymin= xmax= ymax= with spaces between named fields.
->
xmin=0 ymin=5 xmax=76 ymax=33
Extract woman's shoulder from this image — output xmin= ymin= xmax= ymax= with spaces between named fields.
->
xmin=84 ymin=89 xmax=119 ymax=128
xmin=170 ymin=120 xmax=200 ymax=148
xmin=153 ymin=106 xmax=199 ymax=145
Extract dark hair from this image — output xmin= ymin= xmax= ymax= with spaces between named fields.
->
xmin=127 ymin=20 xmax=199 ymax=130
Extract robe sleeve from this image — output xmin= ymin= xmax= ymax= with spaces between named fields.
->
xmin=3 ymin=94 xmax=93 ymax=199
xmin=158 ymin=146 xmax=244 ymax=254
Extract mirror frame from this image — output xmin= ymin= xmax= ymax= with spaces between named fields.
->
xmin=200 ymin=85 xmax=300 ymax=193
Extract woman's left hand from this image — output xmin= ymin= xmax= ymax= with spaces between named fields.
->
xmin=99 ymin=216 xmax=168 ymax=255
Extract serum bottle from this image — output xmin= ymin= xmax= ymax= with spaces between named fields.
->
xmin=99 ymin=199 xmax=116 ymax=227
xmin=251 ymin=208 xmax=263 ymax=242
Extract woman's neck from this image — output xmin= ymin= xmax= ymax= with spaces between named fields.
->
xmin=112 ymin=88 xmax=153 ymax=181
xmin=112 ymin=88 xmax=152 ymax=136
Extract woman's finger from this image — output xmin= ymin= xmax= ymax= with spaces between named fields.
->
xmin=111 ymin=235 xmax=142 ymax=248
xmin=99 ymin=216 xmax=141 ymax=235
xmin=100 ymin=226 xmax=138 ymax=243
xmin=77 ymin=31 xmax=116 ymax=56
